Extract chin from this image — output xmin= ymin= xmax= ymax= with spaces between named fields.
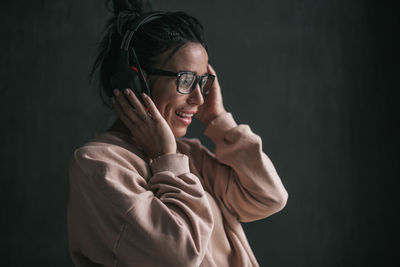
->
xmin=172 ymin=127 xmax=188 ymax=138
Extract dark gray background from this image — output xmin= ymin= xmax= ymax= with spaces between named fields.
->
xmin=1 ymin=0 xmax=398 ymax=266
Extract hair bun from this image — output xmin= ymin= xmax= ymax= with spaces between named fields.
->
xmin=109 ymin=0 xmax=152 ymax=16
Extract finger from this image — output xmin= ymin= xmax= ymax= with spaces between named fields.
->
xmin=207 ymin=64 xmax=219 ymax=88
xmin=123 ymin=88 xmax=148 ymax=116
xmin=113 ymin=89 xmax=143 ymax=125
xmin=207 ymin=64 xmax=217 ymax=76
xmin=141 ymin=93 xmax=162 ymax=120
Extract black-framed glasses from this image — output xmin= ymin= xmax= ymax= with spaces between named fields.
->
xmin=147 ymin=69 xmax=215 ymax=95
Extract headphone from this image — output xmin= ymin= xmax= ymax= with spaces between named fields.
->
xmin=110 ymin=11 xmax=166 ymax=103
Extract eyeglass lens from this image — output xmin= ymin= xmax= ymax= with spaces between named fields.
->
xmin=178 ymin=73 xmax=212 ymax=94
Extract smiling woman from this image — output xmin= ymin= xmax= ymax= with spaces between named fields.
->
xmin=67 ymin=0 xmax=288 ymax=266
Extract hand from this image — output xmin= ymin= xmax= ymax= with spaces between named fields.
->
xmin=112 ymin=88 xmax=177 ymax=159
xmin=195 ymin=64 xmax=227 ymax=125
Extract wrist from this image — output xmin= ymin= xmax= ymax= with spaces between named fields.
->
xmin=151 ymin=152 xmax=174 ymax=161
xmin=151 ymin=146 xmax=177 ymax=160
xmin=202 ymin=109 xmax=227 ymax=125
xmin=150 ymin=153 xmax=189 ymax=176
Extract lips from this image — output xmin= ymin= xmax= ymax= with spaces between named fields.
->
xmin=174 ymin=110 xmax=197 ymax=126
xmin=175 ymin=111 xmax=194 ymax=118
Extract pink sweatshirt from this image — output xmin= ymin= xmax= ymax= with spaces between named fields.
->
xmin=67 ymin=112 xmax=288 ymax=267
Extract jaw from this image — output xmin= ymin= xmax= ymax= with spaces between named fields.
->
xmin=169 ymin=120 xmax=188 ymax=138
xmin=163 ymin=107 xmax=191 ymax=138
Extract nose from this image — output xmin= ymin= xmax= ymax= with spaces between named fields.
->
xmin=187 ymin=82 xmax=204 ymax=106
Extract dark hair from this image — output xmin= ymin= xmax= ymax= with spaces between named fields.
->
xmin=91 ymin=0 xmax=208 ymax=108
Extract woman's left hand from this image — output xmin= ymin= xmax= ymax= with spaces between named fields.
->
xmin=195 ymin=64 xmax=227 ymax=125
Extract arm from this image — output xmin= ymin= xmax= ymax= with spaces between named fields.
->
xmin=186 ymin=112 xmax=288 ymax=222
xmin=70 ymin=147 xmax=213 ymax=266
xmin=192 ymin=65 xmax=288 ymax=222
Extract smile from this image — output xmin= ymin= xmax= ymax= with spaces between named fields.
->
xmin=174 ymin=111 xmax=195 ymax=126
xmin=175 ymin=111 xmax=194 ymax=118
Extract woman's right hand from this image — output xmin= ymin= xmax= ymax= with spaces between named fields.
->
xmin=112 ymin=88 xmax=177 ymax=159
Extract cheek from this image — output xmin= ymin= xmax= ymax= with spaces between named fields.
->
xmin=151 ymin=80 xmax=179 ymax=117
xmin=156 ymin=96 xmax=185 ymax=119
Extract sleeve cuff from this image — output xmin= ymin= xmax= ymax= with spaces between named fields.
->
xmin=150 ymin=153 xmax=190 ymax=176
xmin=204 ymin=112 xmax=238 ymax=144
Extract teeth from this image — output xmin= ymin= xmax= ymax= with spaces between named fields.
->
xmin=176 ymin=111 xmax=194 ymax=118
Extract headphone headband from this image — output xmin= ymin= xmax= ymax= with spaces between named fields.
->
xmin=111 ymin=11 xmax=167 ymax=101
xmin=121 ymin=11 xmax=166 ymax=51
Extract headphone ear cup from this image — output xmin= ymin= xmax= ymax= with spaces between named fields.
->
xmin=130 ymin=67 xmax=144 ymax=98
xmin=142 ymin=69 xmax=149 ymax=87
xmin=142 ymin=69 xmax=148 ymax=81
xmin=110 ymin=67 xmax=143 ymax=100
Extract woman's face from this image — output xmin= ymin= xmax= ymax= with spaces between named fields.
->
xmin=149 ymin=42 xmax=208 ymax=138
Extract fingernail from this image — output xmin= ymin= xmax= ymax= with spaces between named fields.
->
xmin=124 ymin=88 xmax=130 ymax=95
xmin=113 ymin=89 xmax=120 ymax=96
xmin=141 ymin=93 xmax=147 ymax=98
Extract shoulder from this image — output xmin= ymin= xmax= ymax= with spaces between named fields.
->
xmin=69 ymin=132 xmax=150 ymax=179
xmin=176 ymin=137 xmax=211 ymax=157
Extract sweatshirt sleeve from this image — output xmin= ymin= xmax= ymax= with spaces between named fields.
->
xmin=190 ymin=112 xmax=288 ymax=222
xmin=69 ymin=146 xmax=213 ymax=267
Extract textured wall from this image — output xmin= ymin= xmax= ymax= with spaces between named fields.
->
xmin=1 ymin=1 xmax=398 ymax=266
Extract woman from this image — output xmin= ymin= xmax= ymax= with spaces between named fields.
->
xmin=67 ymin=1 xmax=288 ymax=266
